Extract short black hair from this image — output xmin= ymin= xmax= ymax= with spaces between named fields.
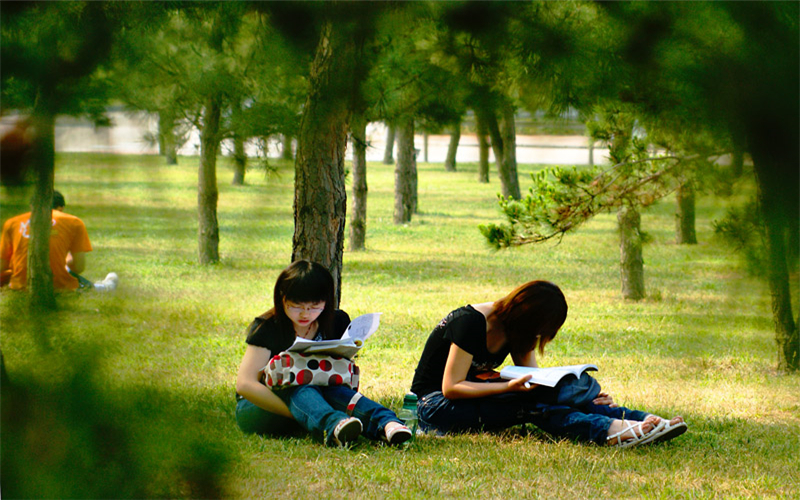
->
xmin=52 ymin=191 xmax=65 ymax=209
xmin=272 ymin=260 xmax=336 ymax=337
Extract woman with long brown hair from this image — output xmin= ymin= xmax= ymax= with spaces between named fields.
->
xmin=411 ymin=280 xmax=686 ymax=447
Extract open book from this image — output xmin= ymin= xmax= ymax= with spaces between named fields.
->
xmin=499 ymin=364 xmax=598 ymax=388
xmin=286 ymin=312 xmax=381 ymax=359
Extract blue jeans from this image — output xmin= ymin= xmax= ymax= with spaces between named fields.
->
xmin=417 ymin=390 xmax=649 ymax=445
xmin=289 ymin=385 xmax=402 ymax=445
xmin=235 ymin=391 xmax=303 ymax=436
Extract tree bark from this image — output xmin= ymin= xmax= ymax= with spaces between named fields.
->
xmin=231 ymin=102 xmax=246 ymax=185
xmin=498 ymin=102 xmax=521 ymax=200
xmin=27 ymin=111 xmax=56 ymax=310
xmin=411 ymin=134 xmax=418 ymax=215
xmin=761 ymin=207 xmax=799 ymax=371
xmin=349 ymin=112 xmax=368 ymax=251
xmin=292 ymin=19 xmax=355 ymax=307
xmin=158 ymin=111 xmax=178 ymax=166
xmin=281 ymin=135 xmax=294 ymax=160
xmin=394 ymin=118 xmax=415 ymax=224
xmin=476 ymin=117 xmax=490 ymax=183
xmin=232 ymin=132 xmax=246 ymax=185
xmin=476 ymin=107 xmax=504 ymax=182
xmin=751 ymin=150 xmax=799 ymax=371
xmin=618 ymin=204 xmax=646 ymax=301
xmin=731 ymin=144 xmax=744 ymax=178
xmin=475 ymin=104 xmax=520 ymax=198
xmin=383 ymin=123 xmax=395 ymax=164
xmin=198 ymin=95 xmax=221 ymax=265
xmin=444 ymin=120 xmax=460 ymax=172
xmin=675 ymin=180 xmax=697 ymax=244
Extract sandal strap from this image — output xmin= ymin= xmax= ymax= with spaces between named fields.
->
xmin=606 ymin=420 xmax=644 ymax=443
xmin=608 ymin=419 xmax=666 ymax=448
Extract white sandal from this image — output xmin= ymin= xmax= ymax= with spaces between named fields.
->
xmin=644 ymin=418 xmax=688 ymax=445
xmin=607 ymin=419 xmax=666 ymax=448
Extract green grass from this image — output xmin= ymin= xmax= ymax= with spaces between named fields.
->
xmin=2 ymin=152 xmax=798 ymax=499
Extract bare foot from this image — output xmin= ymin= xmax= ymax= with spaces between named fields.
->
xmin=649 ymin=415 xmax=685 ymax=427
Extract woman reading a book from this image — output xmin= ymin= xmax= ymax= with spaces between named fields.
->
xmin=410 ymin=280 xmax=686 ymax=447
xmin=235 ymin=260 xmax=412 ymax=446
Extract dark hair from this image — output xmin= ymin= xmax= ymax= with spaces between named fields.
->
xmin=271 ymin=260 xmax=336 ymax=337
xmin=52 ymin=191 xmax=65 ymax=209
xmin=490 ymin=280 xmax=568 ymax=356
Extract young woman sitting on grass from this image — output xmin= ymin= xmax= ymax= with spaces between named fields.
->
xmin=410 ymin=280 xmax=687 ymax=447
xmin=235 ymin=260 xmax=411 ymax=447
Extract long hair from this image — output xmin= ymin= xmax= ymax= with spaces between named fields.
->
xmin=269 ymin=260 xmax=336 ymax=337
xmin=490 ymin=280 xmax=568 ymax=356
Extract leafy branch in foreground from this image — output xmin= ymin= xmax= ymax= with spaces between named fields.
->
xmin=480 ymin=151 xmax=684 ymax=249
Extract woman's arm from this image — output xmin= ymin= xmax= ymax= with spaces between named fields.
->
xmin=442 ymin=344 xmax=533 ymax=399
xmin=235 ymin=345 xmax=294 ymax=418
xmin=510 ymin=349 xmax=617 ymax=406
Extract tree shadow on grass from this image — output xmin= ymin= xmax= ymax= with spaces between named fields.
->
xmin=0 ymin=304 xmax=234 ymax=499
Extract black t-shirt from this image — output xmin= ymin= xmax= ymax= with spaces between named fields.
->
xmin=411 ymin=305 xmax=511 ymax=397
xmin=245 ymin=310 xmax=352 ymax=354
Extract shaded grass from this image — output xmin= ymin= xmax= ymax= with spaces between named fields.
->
xmin=1 ymin=152 xmax=798 ymax=498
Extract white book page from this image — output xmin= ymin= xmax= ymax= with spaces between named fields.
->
xmin=341 ymin=312 xmax=381 ymax=342
xmin=500 ymin=364 xmax=597 ymax=387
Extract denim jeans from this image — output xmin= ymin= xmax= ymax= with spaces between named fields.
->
xmin=235 ymin=391 xmax=302 ymax=436
xmin=417 ymin=390 xmax=649 ymax=445
xmin=289 ymin=385 xmax=402 ymax=445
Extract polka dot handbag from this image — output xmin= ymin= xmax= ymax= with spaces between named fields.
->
xmin=263 ymin=352 xmax=360 ymax=390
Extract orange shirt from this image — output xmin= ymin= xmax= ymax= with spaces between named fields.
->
xmin=0 ymin=210 xmax=93 ymax=290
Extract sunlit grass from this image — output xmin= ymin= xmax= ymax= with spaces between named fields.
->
xmin=2 ymin=152 xmax=798 ymax=498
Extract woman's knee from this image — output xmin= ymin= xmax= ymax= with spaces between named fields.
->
xmin=236 ymin=399 xmax=298 ymax=435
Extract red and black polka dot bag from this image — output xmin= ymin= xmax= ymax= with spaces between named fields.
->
xmin=263 ymin=352 xmax=360 ymax=390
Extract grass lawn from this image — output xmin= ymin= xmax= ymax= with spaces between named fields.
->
xmin=2 ymin=152 xmax=798 ymax=499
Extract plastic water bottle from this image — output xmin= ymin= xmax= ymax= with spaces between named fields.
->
xmin=397 ymin=393 xmax=419 ymax=438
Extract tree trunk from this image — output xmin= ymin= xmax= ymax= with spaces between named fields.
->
xmin=292 ymin=19 xmax=355 ymax=307
xmin=383 ymin=123 xmax=395 ymax=164
xmin=477 ymin=108 xmax=504 ymax=181
xmin=762 ymin=208 xmax=799 ymax=371
xmin=349 ymin=112 xmax=368 ymax=251
xmin=498 ymin=103 xmax=521 ymax=200
xmin=477 ymin=118 xmax=490 ymax=183
xmin=394 ymin=118 xmax=415 ymax=224
xmin=618 ymin=204 xmax=646 ymax=301
xmin=675 ymin=180 xmax=697 ymax=244
xmin=158 ymin=111 xmax=178 ymax=166
xmin=751 ymin=149 xmax=799 ymax=371
xmin=731 ymin=144 xmax=744 ymax=178
xmin=282 ymin=135 xmax=294 ymax=160
xmin=232 ymin=132 xmax=246 ymax=186
xmin=411 ymin=133 xmax=418 ymax=215
xmin=198 ymin=96 xmax=221 ymax=265
xmin=476 ymin=105 xmax=519 ymax=197
xmin=27 ymin=111 xmax=56 ymax=310
xmin=444 ymin=120 xmax=460 ymax=172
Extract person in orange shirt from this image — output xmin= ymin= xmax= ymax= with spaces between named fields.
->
xmin=0 ymin=191 xmax=117 ymax=291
